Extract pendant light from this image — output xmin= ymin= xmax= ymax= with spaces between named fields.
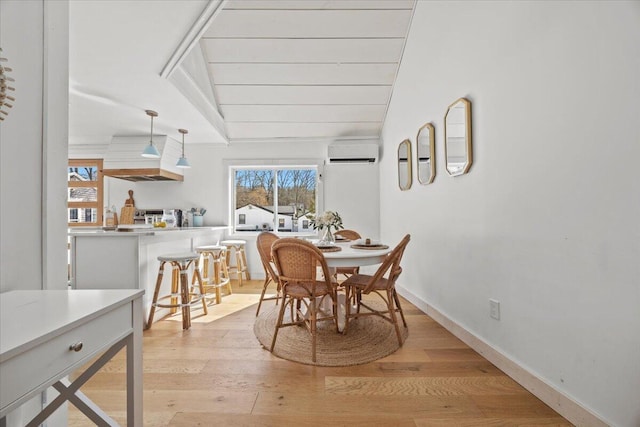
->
xmin=176 ymin=128 xmax=191 ymax=168
xmin=141 ymin=109 xmax=161 ymax=158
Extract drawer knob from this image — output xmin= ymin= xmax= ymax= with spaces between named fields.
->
xmin=69 ymin=342 xmax=83 ymax=352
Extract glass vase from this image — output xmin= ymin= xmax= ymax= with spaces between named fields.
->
xmin=320 ymin=227 xmax=335 ymax=245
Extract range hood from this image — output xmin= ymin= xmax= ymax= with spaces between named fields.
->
xmin=102 ymin=135 xmax=184 ymax=182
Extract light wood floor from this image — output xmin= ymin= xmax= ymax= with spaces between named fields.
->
xmin=69 ymin=280 xmax=571 ymax=426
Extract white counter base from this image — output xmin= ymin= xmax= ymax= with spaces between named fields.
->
xmin=69 ymin=226 xmax=228 ymax=326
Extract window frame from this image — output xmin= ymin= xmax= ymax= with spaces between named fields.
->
xmin=226 ymin=159 xmax=324 ymax=237
xmin=68 ymin=159 xmax=104 ymax=227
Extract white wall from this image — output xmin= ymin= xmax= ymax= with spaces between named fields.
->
xmin=1 ymin=0 xmax=68 ymax=293
xmin=0 ymin=0 xmax=69 ymax=425
xmin=380 ymin=2 xmax=639 ymax=426
xmin=1 ymin=0 xmax=44 ymax=292
xmin=96 ymin=140 xmax=380 ymax=278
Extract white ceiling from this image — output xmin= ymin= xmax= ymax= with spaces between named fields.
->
xmin=69 ymin=0 xmax=415 ymax=147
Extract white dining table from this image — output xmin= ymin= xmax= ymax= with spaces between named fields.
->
xmin=310 ymin=239 xmax=392 ymax=331
xmin=321 ymin=240 xmax=392 ymax=268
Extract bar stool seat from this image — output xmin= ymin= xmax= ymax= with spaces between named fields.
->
xmin=220 ymin=239 xmax=251 ymax=286
xmin=147 ymin=252 xmax=208 ymax=330
xmin=195 ymin=245 xmax=232 ymax=304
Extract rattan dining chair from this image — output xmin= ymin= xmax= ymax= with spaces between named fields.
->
xmin=255 ymin=231 xmax=281 ymax=316
xmin=270 ymin=238 xmax=338 ymax=362
xmin=333 ymin=229 xmax=362 ymax=281
xmin=342 ymin=234 xmax=411 ymax=346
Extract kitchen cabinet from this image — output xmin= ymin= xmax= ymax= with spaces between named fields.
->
xmin=69 ymin=226 xmax=228 ymax=326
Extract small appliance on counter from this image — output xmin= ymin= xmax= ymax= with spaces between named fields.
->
xmin=133 ymin=209 xmax=183 ymax=227
xmin=161 ymin=209 xmax=177 ymax=227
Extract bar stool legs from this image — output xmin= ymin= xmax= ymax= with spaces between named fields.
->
xmin=194 ymin=245 xmax=232 ymax=305
xmin=147 ymin=253 xmax=207 ymax=330
xmin=221 ymin=240 xmax=251 ymax=286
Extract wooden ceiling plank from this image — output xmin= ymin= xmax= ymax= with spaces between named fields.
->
xmin=223 ymin=1 xmax=415 ymax=10
xmin=204 ymin=10 xmax=413 ymax=38
xmin=201 ymin=38 xmax=404 ymax=64
xmin=226 ymin=122 xmax=382 ymax=139
xmin=221 ymin=105 xmax=386 ymax=123
xmin=209 ymin=63 xmax=397 ymax=85
xmin=216 ymin=85 xmax=392 ymax=105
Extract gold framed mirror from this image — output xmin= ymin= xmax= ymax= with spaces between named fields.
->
xmin=417 ymin=122 xmax=435 ymax=185
xmin=398 ymin=139 xmax=412 ymax=191
xmin=444 ymin=97 xmax=472 ymax=176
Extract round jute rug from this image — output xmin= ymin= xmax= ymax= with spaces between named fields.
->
xmin=253 ymin=306 xmax=408 ymax=367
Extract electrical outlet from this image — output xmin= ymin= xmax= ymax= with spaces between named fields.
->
xmin=489 ymin=299 xmax=500 ymax=320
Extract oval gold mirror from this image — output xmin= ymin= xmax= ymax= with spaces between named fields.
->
xmin=417 ymin=123 xmax=435 ymax=185
xmin=444 ymin=97 xmax=472 ymax=176
xmin=398 ymin=139 xmax=412 ymax=191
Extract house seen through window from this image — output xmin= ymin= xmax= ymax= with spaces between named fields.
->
xmin=232 ymin=166 xmax=317 ymax=233
xmin=68 ymin=159 xmax=103 ymax=227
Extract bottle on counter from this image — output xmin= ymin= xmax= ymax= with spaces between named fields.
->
xmin=183 ymin=209 xmax=192 ymax=228
xmin=104 ymin=207 xmax=115 ymax=228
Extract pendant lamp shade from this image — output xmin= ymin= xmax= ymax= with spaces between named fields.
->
xmin=141 ymin=110 xmax=161 ymax=158
xmin=176 ymin=128 xmax=191 ymax=168
xmin=142 ymin=143 xmax=160 ymax=158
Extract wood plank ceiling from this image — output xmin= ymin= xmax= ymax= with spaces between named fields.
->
xmin=200 ymin=0 xmax=415 ymax=142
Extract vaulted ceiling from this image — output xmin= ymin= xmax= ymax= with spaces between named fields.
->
xmin=69 ymin=0 xmax=415 ymax=147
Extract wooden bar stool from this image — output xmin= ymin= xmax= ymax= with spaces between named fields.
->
xmin=220 ymin=239 xmax=251 ymax=286
xmin=147 ymin=252 xmax=208 ymax=330
xmin=194 ymin=245 xmax=232 ymax=304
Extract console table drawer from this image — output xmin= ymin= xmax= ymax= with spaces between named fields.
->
xmin=0 ymin=302 xmax=131 ymax=411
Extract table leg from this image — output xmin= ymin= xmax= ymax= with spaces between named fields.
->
xmin=127 ymin=297 xmax=143 ymax=426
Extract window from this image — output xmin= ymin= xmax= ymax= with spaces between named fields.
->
xmin=68 ymin=159 xmax=103 ymax=227
xmin=302 ymin=220 xmax=309 ymax=229
xmin=232 ymin=166 xmax=317 ymax=233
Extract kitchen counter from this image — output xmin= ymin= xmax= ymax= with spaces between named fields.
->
xmin=69 ymin=226 xmax=228 ymax=236
xmin=69 ymin=225 xmax=229 ymax=325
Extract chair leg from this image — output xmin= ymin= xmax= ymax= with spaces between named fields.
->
xmin=193 ymin=261 xmax=208 ymax=315
xmin=309 ymin=297 xmax=317 ymax=363
xmin=235 ymin=249 xmax=244 ymax=287
xmin=193 ymin=253 xmax=207 ymax=285
xmin=331 ymin=292 xmax=339 ymax=333
xmin=179 ymin=266 xmax=191 ymax=330
xmin=343 ymin=286 xmax=352 ymax=335
xmin=256 ymin=276 xmax=272 ymax=316
xmin=386 ymin=289 xmax=403 ymax=346
xmin=213 ymin=257 xmax=222 ymax=304
xmin=241 ymin=248 xmax=251 ymax=280
xmin=221 ymin=256 xmax=232 ymax=295
xmin=270 ymin=295 xmax=289 ymax=353
xmin=170 ymin=268 xmax=179 ymax=314
xmin=392 ymin=289 xmax=407 ymax=328
xmin=146 ymin=262 xmax=165 ymax=328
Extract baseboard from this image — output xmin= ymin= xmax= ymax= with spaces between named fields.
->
xmin=396 ymin=285 xmax=609 ymax=427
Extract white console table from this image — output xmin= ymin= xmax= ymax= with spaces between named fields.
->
xmin=0 ymin=289 xmax=144 ymax=426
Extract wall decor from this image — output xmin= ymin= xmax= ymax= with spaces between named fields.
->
xmin=0 ymin=48 xmax=16 ymax=122
xmin=444 ymin=97 xmax=472 ymax=176
xmin=398 ymin=139 xmax=412 ymax=191
xmin=417 ymin=122 xmax=435 ymax=185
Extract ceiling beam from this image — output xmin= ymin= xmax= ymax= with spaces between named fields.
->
xmin=160 ymin=0 xmax=227 ymax=79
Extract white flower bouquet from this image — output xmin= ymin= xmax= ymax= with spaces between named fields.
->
xmin=309 ymin=210 xmax=343 ymax=231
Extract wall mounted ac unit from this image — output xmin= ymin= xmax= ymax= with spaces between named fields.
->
xmin=327 ymin=142 xmax=379 ymax=164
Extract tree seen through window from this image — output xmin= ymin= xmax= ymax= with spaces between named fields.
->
xmin=234 ymin=168 xmax=316 ymax=232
